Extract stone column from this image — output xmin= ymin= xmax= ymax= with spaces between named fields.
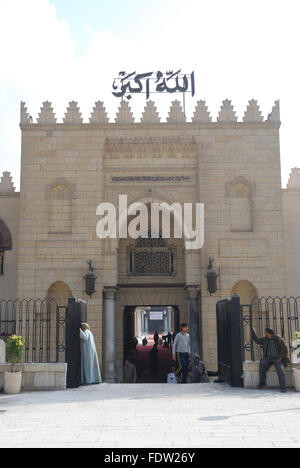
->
xmin=145 ymin=315 xmax=149 ymax=335
xmin=135 ymin=309 xmax=142 ymax=338
xmin=103 ymin=287 xmax=117 ymax=383
xmin=164 ymin=313 xmax=168 ymax=333
xmin=186 ymin=286 xmax=201 ymax=356
xmin=168 ymin=309 xmax=172 ymax=332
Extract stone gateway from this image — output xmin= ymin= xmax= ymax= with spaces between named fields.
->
xmin=0 ymin=98 xmax=299 ymax=382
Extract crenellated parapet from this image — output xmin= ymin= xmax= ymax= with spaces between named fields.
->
xmin=89 ymin=101 xmax=109 ymax=124
xmin=0 ymin=172 xmax=16 ymax=194
xmin=243 ymin=100 xmax=263 ymax=123
xmin=287 ymin=168 xmax=300 ymax=190
xmin=37 ymin=101 xmax=56 ymax=124
xmin=141 ymin=101 xmax=160 ymax=123
xmin=217 ymin=99 xmax=237 ymax=123
xmin=63 ymin=101 xmax=83 ymax=124
xmin=19 ymin=99 xmax=281 ymax=126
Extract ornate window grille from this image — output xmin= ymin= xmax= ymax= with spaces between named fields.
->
xmin=128 ymin=231 xmax=176 ymax=276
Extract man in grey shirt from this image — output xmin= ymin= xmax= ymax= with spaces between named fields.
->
xmin=172 ymin=322 xmax=191 ymax=383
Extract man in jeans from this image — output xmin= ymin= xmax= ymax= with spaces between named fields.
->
xmin=252 ymin=327 xmax=290 ymax=393
xmin=172 ymin=322 xmax=191 ymax=383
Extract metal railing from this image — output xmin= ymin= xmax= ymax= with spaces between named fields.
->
xmin=242 ymin=296 xmax=300 ymax=361
xmin=0 ymin=299 xmax=66 ymax=363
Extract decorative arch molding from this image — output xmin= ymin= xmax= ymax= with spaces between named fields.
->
xmin=46 ymin=177 xmax=76 ymax=200
xmin=0 ymin=220 xmax=12 ymax=250
xmin=46 ymin=178 xmax=76 ymax=234
xmin=231 ymin=280 xmax=260 ymax=332
xmin=226 ymin=177 xmax=255 ymax=232
xmin=226 ymin=176 xmax=255 ymax=198
xmin=231 ymin=280 xmax=257 ymax=301
xmin=47 ymin=281 xmax=72 ymax=303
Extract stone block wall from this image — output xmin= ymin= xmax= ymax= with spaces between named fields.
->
xmin=283 ymin=168 xmax=300 ymax=297
xmin=243 ymin=361 xmax=300 ymax=389
xmin=0 ymin=363 xmax=67 ymax=391
xmin=0 ymin=172 xmax=20 ymax=300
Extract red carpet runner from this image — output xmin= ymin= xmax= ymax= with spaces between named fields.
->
xmin=128 ymin=342 xmax=174 ymax=383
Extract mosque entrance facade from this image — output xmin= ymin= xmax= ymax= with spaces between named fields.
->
xmin=12 ymin=98 xmax=288 ymax=383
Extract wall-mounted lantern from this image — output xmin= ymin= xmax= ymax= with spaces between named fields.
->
xmin=205 ymin=257 xmax=218 ymax=295
xmin=84 ymin=260 xmax=97 ymax=297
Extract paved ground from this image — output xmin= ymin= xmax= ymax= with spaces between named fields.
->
xmin=0 ymin=383 xmax=299 ymax=448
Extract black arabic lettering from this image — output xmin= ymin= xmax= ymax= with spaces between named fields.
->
xmin=155 ymin=69 xmax=189 ymax=94
xmin=112 ymin=70 xmax=195 ymax=99
xmin=112 ymin=71 xmax=136 ymax=99
xmin=131 ymin=72 xmax=153 ymax=100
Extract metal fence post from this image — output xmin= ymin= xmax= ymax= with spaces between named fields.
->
xmin=230 ymin=294 xmax=244 ymax=387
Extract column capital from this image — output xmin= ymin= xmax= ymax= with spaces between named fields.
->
xmin=103 ymin=286 xmax=118 ymax=300
xmin=185 ymin=285 xmax=201 ymax=299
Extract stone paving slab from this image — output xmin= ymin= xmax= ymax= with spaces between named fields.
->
xmin=0 ymin=383 xmax=299 ymax=448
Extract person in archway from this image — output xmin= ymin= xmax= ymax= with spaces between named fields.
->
xmin=251 ymin=327 xmax=290 ymax=393
xmin=79 ymin=323 xmax=102 ymax=386
xmin=131 ymin=337 xmax=139 ymax=353
xmin=167 ymin=332 xmax=173 ymax=349
xmin=142 ymin=337 xmax=148 ymax=346
xmin=154 ymin=331 xmax=159 ymax=346
xmin=123 ymin=359 xmax=138 ymax=383
xmin=172 ymin=322 xmax=191 ymax=384
xmin=149 ymin=343 xmax=159 ymax=375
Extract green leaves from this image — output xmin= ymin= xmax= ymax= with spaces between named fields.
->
xmin=6 ymin=335 xmax=25 ymax=372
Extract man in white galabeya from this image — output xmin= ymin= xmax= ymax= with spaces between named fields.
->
xmin=172 ymin=322 xmax=191 ymax=384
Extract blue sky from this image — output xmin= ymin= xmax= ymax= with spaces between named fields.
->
xmin=0 ymin=0 xmax=299 ymax=189
xmin=52 ymin=0 xmax=159 ymax=55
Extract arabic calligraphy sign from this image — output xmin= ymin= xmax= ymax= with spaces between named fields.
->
xmin=112 ymin=70 xmax=195 ymax=101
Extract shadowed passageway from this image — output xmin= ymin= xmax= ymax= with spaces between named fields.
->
xmin=128 ymin=342 xmax=174 ymax=383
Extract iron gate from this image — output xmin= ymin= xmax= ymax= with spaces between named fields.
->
xmin=0 ymin=298 xmax=66 ymax=363
xmin=242 ymin=296 xmax=300 ymax=362
xmin=216 ymin=294 xmax=243 ymax=387
xmin=217 ymin=295 xmax=300 ymax=387
xmin=0 ymin=296 xmax=87 ymax=389
xmin=66 ymin=296 xmax=87 ymax=389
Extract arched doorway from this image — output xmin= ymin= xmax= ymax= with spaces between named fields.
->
xmin=47 ymin=281 xmax=72 ymax=362
xmin=231 ymin=280 xmax=257 ymax=305
xmin=231 ymin=280 xmax=258 ymax=360
xmin=47 ymin=281 xmax=72 ymax=305
xmin=116 ymin=209 xmax=187 ymax=382
xmin=123 ymin=305 xmax=180 ymax=383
